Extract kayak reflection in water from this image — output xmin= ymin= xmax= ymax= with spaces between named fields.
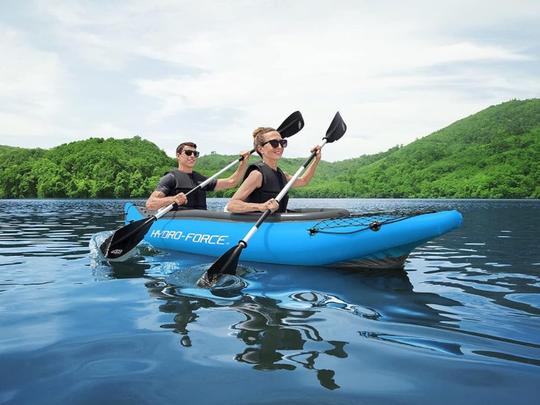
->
xmin=225 ymin=127 xmax=322 ymax=214
xmin=143 ymin=278 xmax=345 ymax=389
xmin=146 ymin=141 xmax=250 ymax=211
xmin=137 ymin=266 xmax=463 ymax=391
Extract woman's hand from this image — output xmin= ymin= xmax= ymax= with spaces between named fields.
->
xmin=239 ymin=150 xmax=251 ymax=161
xmin=259 ymin=198 xmax=279 ymax=213
xmin=311 ymin=145 xmax=322 ymax=162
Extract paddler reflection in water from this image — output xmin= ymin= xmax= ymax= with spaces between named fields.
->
xmin=146 ymin=142 xmax=250 ymax=210
xmin=225 ymin=128 xmax=321 ymax=213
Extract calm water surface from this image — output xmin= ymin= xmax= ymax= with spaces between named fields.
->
xmin=0 ymin=199 xmax=539 ymax=404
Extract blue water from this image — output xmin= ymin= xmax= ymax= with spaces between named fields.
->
xmin=0 ymin=199 xmax=539 ymax=404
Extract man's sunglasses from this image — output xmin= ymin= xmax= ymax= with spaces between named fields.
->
xmin=261 ymin=139 xmax=288 ymax=148
xmin=183 ymin=150 xmax=200 ymax=157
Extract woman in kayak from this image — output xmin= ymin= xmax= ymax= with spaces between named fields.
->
xmin=225 ymin=127 xmax=321 ymax=213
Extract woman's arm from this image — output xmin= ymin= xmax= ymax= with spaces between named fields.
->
xmin=290 ymin=145 xmax=322 ymax=188
xmin=226 ymin=170 xmax=278 ymax=213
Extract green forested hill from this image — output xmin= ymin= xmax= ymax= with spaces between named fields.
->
xmin=0 ymin=137 xmax=176 ymax=198
xmin=297 ymin=98 xmax=540 ymax=198
xmin=1 ymin=99 xmax=539 ymax=198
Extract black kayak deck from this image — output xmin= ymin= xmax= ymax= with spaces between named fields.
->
xmin=128 ymin=205 xmax=351 ymax=223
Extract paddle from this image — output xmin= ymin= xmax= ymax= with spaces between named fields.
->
xmin=99 ymin=111 xmax=305 ymax=261
xmin=198 ymin=112 xmax=347 ymax=287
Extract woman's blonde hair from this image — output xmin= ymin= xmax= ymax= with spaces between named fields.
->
xmin=253 ymin=127 xmax=277 ymax=156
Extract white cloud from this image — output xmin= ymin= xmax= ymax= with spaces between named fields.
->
xmin=0 ymin=26 xmax=65 ymax=118
xmin=1 ymin=0 xmax=539 ymax=159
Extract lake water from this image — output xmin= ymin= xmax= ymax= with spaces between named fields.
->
xmin=0 ymin=198 xmax=539 ymax=404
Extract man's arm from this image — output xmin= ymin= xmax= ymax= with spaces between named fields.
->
xmin=145 ymin=191 xmax=187 ymax=210
xmin=145 ymin=173 xmax=187 ymax=210
xmin=214 ymin=151 xmax=251 ymax=191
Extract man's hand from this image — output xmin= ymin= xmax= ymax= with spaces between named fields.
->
xmin=173 ymin=192 xmax=187 ymax=205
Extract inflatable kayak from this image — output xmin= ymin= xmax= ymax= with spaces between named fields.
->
xmin=124 ymin=203 xmax=462 ymax=269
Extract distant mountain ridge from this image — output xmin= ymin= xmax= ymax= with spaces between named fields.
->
xmin=1 ymin=99 xmax=538 ymax=198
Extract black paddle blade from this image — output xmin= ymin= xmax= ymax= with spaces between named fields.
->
xmin=277 ymin=111 xmax=304 ymax=138
xmin=325 ymin=112 xmax=347 ymax=143
xmin=99 ymin=217 xmax=156 ymax=260
xmin=197 ymin=243 xmax=245 ymax=287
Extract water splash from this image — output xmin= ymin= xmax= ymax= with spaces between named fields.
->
xmin=166 ymin=264 xmax=248 ymax=299
xmin=89 ymin=231 xmax=162 ymax=266
xmin=88 ymin=231 xmax=114 ymax=263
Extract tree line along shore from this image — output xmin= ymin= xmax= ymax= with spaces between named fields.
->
xmin=1 ymin=99 xmax=539 ymax=199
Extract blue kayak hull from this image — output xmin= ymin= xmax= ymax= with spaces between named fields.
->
xmin=124 ymin=203 xmax=462 ymax=268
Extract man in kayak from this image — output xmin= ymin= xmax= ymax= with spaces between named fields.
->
xmin=146 ymin=142 xmax=250 ymax=210
xmin=225 ymin=128 xmax=321 ymax=213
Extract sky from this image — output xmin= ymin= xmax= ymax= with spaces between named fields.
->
xmin=1 ymin=0 xmax=539 ymax=161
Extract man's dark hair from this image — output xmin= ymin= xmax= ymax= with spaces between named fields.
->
xmin=176 ymin=142 xmax=197 ymax=155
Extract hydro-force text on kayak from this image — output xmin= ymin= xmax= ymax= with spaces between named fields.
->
xmin=149 ymin=229 xmax=229 ymax=245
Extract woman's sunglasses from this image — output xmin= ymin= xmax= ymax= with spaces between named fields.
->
xmin=261 ymin=139 xmax=288 ymax=148
xmin=183 ymin=150 xmax=200 ymax=157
